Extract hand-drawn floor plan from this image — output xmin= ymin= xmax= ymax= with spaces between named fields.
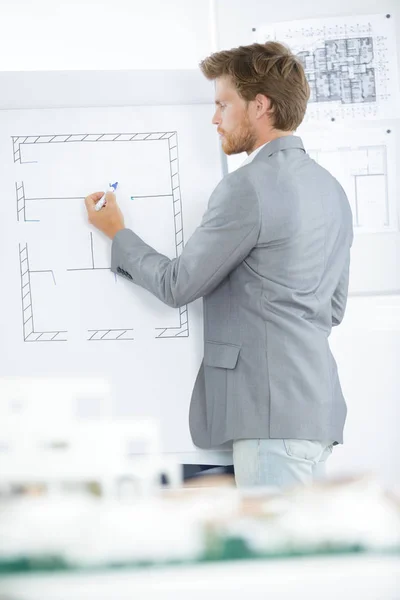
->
xmin=14 ymin=131 xmax=189 ymax=342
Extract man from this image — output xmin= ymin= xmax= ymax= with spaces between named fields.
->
xmin=85 ymin=41 xmax=353 ymax=488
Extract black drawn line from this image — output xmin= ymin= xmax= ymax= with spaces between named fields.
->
xmin=90 ymin=232 xmax=95 ymax=269
xmin=26 ymin=196 xmax=84 ymax=201
xmin=30 ymin=269 xmax=56 ymax=285
xmin=18 ymin=242 xmax=67 ymax=342
xmin=131 ymin=194 xmax=172 ymax=199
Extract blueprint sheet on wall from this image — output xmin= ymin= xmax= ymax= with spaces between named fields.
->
xmin=0 ymin=104 xmax=232 ymax=463
xmin=298 ymin=125 xmax=398 ymax=234
xmin=256 ymin=13 xmax=400 ymax=122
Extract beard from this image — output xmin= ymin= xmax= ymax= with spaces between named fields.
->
xmin=220 ymin=113 xmax=258 ymax=155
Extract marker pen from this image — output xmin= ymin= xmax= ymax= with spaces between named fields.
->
xmin=95 ymin=181 xmax=119 ymax=211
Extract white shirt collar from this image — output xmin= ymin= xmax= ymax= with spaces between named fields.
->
xmin=241 ymin=141 xmax=269 ymax=166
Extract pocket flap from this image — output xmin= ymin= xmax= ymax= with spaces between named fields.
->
xmin=204 ymin=341 xmax=241 ymax=369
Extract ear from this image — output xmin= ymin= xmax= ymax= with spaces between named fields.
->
xmin=254 ymin=94 xmax=271 ymax=119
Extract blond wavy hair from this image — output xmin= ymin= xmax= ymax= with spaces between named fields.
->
xmin=200 ymin=41 xmax=310 ymax=131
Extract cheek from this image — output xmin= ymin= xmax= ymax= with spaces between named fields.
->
xmin=225 ymin=108 xmax=241 ymax=129
xmin=222 ymin=111 xmax=234 ymax=130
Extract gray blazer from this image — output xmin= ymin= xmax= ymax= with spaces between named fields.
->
xmin=111 ymin=136 xmax=353 ymax=449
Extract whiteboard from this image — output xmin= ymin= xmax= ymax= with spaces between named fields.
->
xmin=0 ymin=102 xmax=234 ymax=465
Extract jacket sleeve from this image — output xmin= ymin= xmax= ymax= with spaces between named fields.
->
xmin=111 ymin=172 xmax=261 ymax=308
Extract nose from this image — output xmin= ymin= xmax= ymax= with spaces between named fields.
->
xmin=212 ymin=109 xmax=220 ymax=126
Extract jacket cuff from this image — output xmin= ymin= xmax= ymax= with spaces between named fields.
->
xmin=111 ymin=228 xmax=142 ymax=274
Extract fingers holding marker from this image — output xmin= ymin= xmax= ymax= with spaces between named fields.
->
xmin=95 ymin=181 xmax=119 ymax=211
xmin=85 ymin=191 xmax=104 ymax=211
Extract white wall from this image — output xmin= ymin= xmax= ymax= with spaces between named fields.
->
xmin=0 ymin=0 xmax=213 ymax=70
xmin=0 ymin=0 xmax=399 ymax=483
xmin=329 ymin=296 xmax=400 ymax=484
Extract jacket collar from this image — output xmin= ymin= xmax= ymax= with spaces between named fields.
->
xmin=256 ymin=135 xmax=305 ymax=159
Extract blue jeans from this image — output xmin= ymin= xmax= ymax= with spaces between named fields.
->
xmin=233 ymin=438 xmax=334 ymax=489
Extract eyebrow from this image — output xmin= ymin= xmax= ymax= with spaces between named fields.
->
xmin=215 ymin=100 xmax=225 ymax=106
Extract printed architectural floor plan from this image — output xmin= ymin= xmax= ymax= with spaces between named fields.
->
xmin=300 ymin=124 xmax=398 ymax=233
xmin=308 ymin=144 xmax=389 ymax=230
xmin=256 ymin=14 xmax=399 ymax=121
xmin=297 ymin=36 xmax=376 ymax=105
